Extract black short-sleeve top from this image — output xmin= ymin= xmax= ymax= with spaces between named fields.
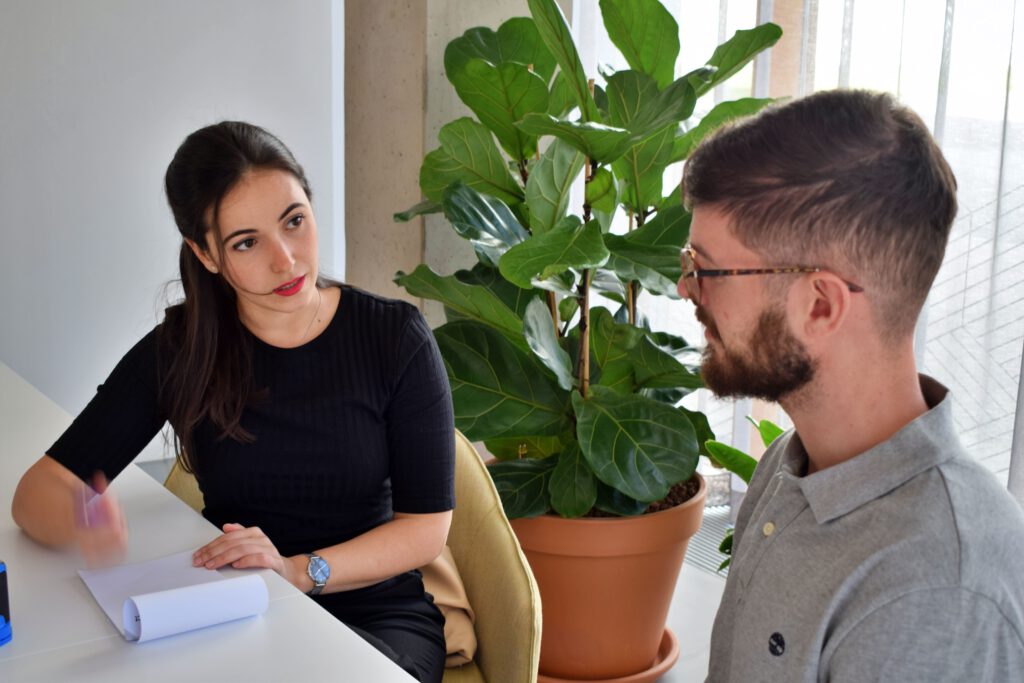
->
xmin=48 ymin=286 xmax=455 ymax=558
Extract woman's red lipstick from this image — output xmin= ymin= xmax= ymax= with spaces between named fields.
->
xmin=273 ymin=275 xmax=305 ymax=296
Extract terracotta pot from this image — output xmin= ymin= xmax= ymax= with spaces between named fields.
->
xmin=510 ymin=474 xmax=706 ymax=681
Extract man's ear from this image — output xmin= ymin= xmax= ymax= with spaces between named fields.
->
xmin=797 ymin=273 xmax=854 ymax=340
xmin=185 ymin=238 xmax=219 ymax=274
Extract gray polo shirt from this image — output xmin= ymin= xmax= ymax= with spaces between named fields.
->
xmin=707 ymin=376 xmax=1024 ymax=682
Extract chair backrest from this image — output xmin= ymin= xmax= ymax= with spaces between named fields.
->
xmin=162 ymin=432 xmax=542 ymax=682
xmin=447 ymin=431 xmax=542 ymax=683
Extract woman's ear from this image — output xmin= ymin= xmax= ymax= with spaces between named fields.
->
xmin=185 ymin=238 xmax=219 ymax=274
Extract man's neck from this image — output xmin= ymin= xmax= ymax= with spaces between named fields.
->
xmin=781 ymin=350 xmax=929 ymax=475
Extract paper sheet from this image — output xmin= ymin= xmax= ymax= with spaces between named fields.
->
xmin=79 ymin=550 xmax=269 ymax=643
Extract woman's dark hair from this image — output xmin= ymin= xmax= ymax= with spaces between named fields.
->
xmin=160 ymin=121 xmax=314 ymax=472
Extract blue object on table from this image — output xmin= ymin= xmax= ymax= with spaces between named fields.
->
xmin=0 ymin=560 xmax=10 ymax=646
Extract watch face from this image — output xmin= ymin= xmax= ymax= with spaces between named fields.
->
xmin=308 ymin=556 xmax=330 ymax=584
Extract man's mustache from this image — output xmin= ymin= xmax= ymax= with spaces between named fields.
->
xmin=695 ymin=305 xmax=720 ymax=340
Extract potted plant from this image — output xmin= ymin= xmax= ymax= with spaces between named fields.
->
xmin=394 ymin=1 xmax=780 ymax=679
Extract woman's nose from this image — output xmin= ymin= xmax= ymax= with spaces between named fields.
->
xmin=270 ymin=240 xmax=295 ymax=272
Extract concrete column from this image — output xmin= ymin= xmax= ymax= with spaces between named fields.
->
xmin=344 ymin=1 xmax=427 ymax=303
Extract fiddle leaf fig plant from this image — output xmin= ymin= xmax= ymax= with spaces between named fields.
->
xmin=395 ymin=0 xmax=782 ymax=519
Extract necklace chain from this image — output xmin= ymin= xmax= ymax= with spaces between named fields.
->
xmin=301 ymin=286 xmax=323 ymax=344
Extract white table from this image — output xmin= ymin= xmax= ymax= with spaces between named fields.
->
xmin=0 ymin=362 xmax=414 ymax=681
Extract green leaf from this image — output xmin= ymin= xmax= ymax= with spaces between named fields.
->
xmin=485 ymin=435 xmax=564 ymax=460
xmin=442 ymin=182 xmax=529 ymax=268
xmin=626 ymin=203 xmax=691 ymax=247
xmin=573 ymin=385 xmax=699 ymax=502
xmin=488 ymin=457 xmax=556 ymax=518
xmin=594 ymin=480 xmax=648 ymax=516
xmin=558 ymin=296 xmax=579 ymax=323
xmin=547 ymin=70 xmax=576 ymax=117
xmin=395 ymin=265 xmax=523 ymax=341
xmin=585 ymin=167 xmax=618 ymax=214
xmin=500 ymin=218 xmax=610 ymax=289
xmin=670 ymin=97 xmax=774 ymax=163
xmin=448 ymin=59 xmax=549 ymax=159
xmin=693 ymin=24 xmax=783 ymax=99
xmin=516 ymin=115 xmax=634 ymax=163
xmin=705 ymin=440 xmax=757 ymax=484
xmin=527 ymin=0 xmax=601 ymax=121
xmin=746 ymin=416 xmax=785 ymax=448
xmin=590 ymin=307 xmax=644 ymax=394
xmin=454 ymin=263 xmax=539 ymax=319
xmin=612 ymin=126 xmax=675 ymax=212
xmin=436 ymin=321 xmax=571 ymax=440
xmin=630 ymin=336 xmax=703 ymax=390
xmin=517 ymin=74 xmax=696 ymax=163
xmin=718 ymin=528 xmax=733 ymax=570
xmin=680 ymin=406 xmax=715 ymax=458
xmin=526 ymin=139 xmax=585 ymax=235
xmin=605 ymin=70 xmax=660 ymax=128
xmin=523 ymin=297 xmax=574 ymax=391
xmin=603 ymin=234 xmax=682 ymax=298
xmin=549 ymin=443 xmax=598 ymax=517
xmin=420 ymin=118 xmax=524 ymax=205
xmin=599 ymin=0 xmax=680 ymax=88
xmin=590 ymin=269 xmax=627 ymax=301
xmin=443 ymin=18 xmax=557 ymax=83
xmin=394 ymin=199 xmax=442 ymax=223
xmin=605 ymin=71 xmax=675 ymax=211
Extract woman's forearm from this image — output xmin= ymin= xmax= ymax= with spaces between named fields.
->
xmin=11 ymin=455 xmax=81 ymax=547
xmin=292 ymin=510 xmax=453 ymax=594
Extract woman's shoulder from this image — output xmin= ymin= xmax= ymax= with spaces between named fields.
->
xmin=338 ymin=284 xmax=426 ymax=329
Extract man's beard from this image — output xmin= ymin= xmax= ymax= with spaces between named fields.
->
xmin=696 ymin=304 xmax=816 ymax=403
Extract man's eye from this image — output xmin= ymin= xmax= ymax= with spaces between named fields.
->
xmin=233 ymin=238 xmax=257 ymax=252
xmin=286 ymin=214 xmax=304 ymax=229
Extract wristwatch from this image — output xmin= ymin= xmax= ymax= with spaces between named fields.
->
xmin=304 ymin=553 xmax=330 ymax=596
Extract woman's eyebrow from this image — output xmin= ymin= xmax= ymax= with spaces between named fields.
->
xmin=278 ymin=202 xmax=303 ymax=221
xmin=222 ymin=228 xmax=256 ymax=243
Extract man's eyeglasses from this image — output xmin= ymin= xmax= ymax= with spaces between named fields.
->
xmin=679 ymin=244 xmax=864 ymax=301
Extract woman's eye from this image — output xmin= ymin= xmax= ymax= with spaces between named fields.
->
xmin=286 ymin=214 xmax=304 ymax=229
xmin=233 ymin=238 xmax=257 ymax=252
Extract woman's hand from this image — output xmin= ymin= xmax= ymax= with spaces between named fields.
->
xmin=75 ymin=472 xmax=128 ymax=568
xmin=192 ymin=523 xmax=306 ymax=590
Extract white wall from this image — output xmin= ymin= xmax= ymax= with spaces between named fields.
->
xmin=0 ymin=0 xmax=344 ymax=459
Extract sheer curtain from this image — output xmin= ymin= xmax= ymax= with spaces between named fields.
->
xmin=572 ymin=0 xmax=1024 ymax=502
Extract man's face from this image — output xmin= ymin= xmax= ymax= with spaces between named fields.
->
xmin=680 ymin=206 xmax=817 ymax=402
xmin=697 ymin=301 xmax=816 ymax=402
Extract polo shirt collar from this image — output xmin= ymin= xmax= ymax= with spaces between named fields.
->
xmin=779 ymin=375 xmax=961 ymax=524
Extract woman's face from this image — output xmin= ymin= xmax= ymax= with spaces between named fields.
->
xmin=188 ymin=168 xmax=319 ymax=324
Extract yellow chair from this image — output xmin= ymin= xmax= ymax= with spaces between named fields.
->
xmin=163 ymin=430 xmax=542 ymax=683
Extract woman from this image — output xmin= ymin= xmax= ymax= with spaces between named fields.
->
xmin=11 ymin=121 xmax=454 ymax=683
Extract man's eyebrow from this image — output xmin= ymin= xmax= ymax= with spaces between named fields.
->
xmin=222 ymin=228 xmax=257 ymax=243
xmin=689 ymin=242 xmax=718 ymax=266
xmin=278 ymin=202 xmax=303 ymax=221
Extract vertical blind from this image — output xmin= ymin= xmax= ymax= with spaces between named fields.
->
xmin=571 ymin=0 xmax=1024 ymax=501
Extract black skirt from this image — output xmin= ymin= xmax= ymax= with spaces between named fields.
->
xmin=312 ymin=569 xmax=446 ymax=683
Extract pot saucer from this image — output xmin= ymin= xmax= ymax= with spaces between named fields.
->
xmin=537 ymin=628 xmax=681 ymax=683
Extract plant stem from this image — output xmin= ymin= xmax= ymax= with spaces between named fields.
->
xmin=578 ymin=268 xmax=591 ymax=398
xmin=548 ymin=291 xmax=560 ymax=337
xmin=627 ymin=281 xmax=635 ymax=326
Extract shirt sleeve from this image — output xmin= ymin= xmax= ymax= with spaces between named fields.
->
xmin=47 ymin=327 xmax=168 ymax=484
xmin=825 ymin=587 xmax=1024 ymax=682
xmin=385 ymin=307 xmax=455 ymax=514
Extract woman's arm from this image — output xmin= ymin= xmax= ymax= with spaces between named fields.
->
xmin=12 ymin=455 xmax=127 ymax=565
xmin=193 ymin=509 xmax=452 ymax=593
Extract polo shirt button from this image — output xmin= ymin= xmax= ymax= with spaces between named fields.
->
xmin=762 ymin=522 xmax=776 ymax=537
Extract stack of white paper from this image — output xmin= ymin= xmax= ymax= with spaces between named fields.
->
xmin=79 ymin=550 xmax=269 ymax=643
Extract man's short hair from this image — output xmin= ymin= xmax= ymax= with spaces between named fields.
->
xmin=683 ymin=89 xmax=957 ymax=340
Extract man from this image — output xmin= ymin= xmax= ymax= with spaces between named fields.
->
xmin=679 ymin=89 xmax=1024 ymax=681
